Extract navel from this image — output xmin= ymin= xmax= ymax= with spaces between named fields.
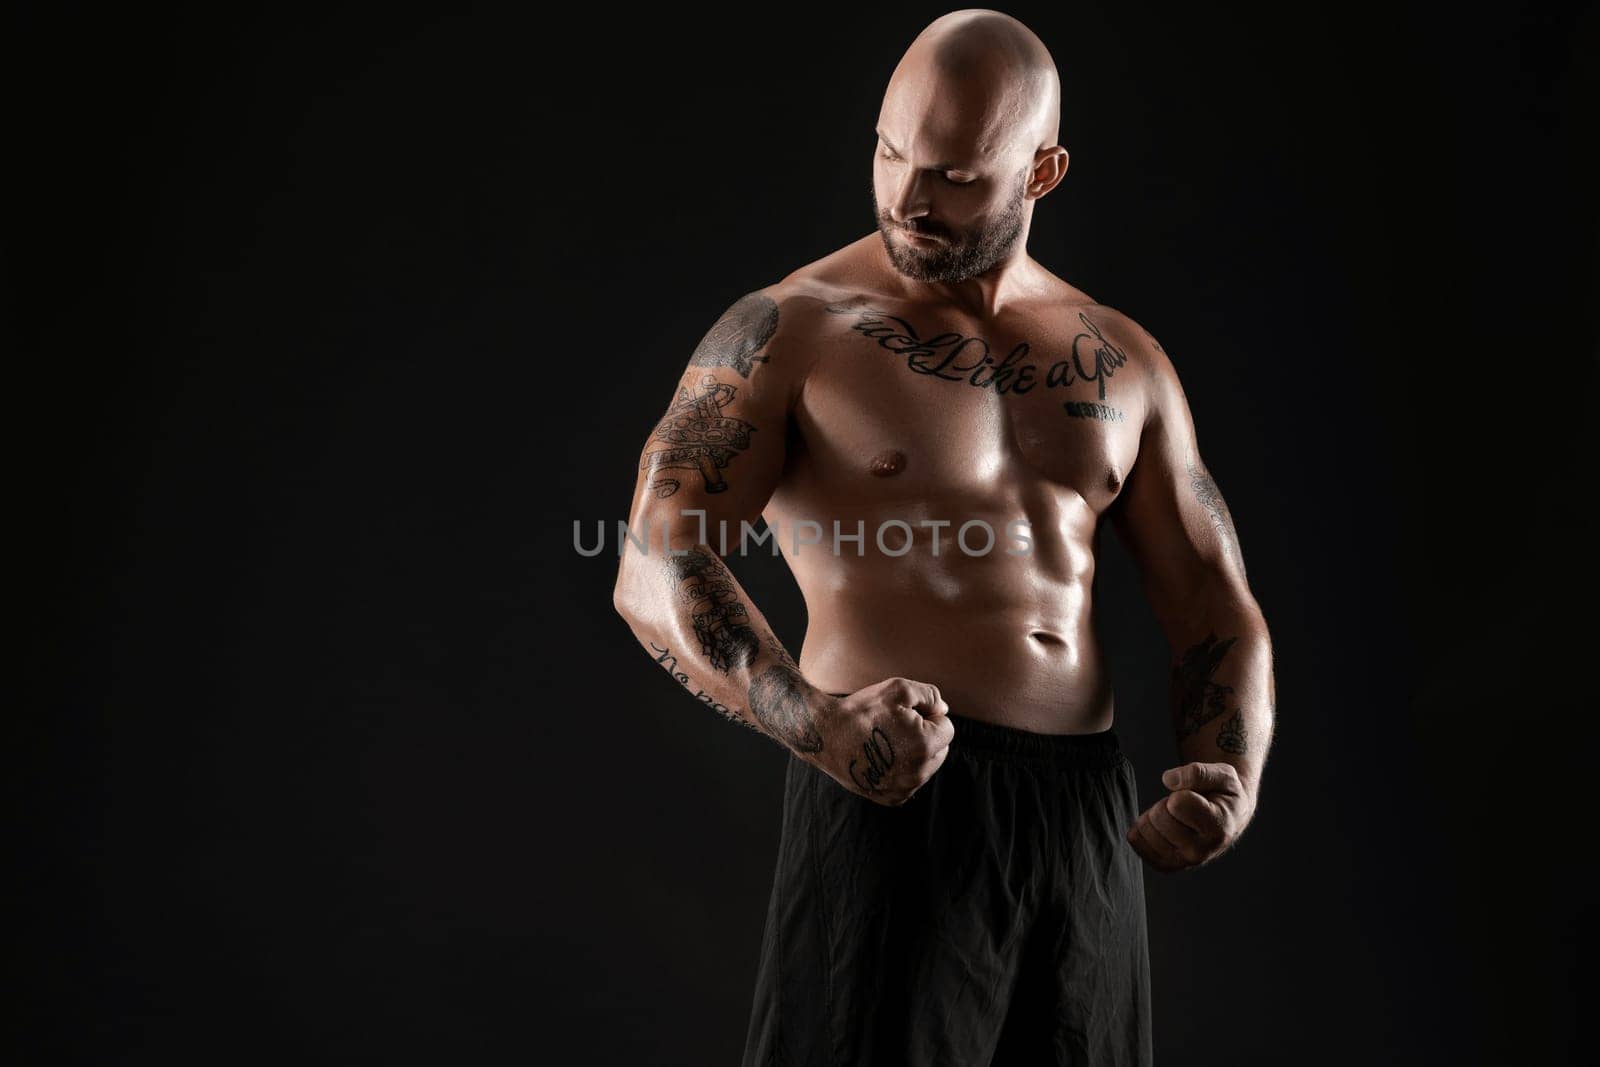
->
xmin=868 ymin=449 xmax=908 ymax=477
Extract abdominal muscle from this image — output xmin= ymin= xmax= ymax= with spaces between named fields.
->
xmin=774 ymin=506 xmax=1116 ymax=735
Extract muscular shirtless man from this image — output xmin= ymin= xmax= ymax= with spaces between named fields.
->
xmin=612 ymin=9 xmax=1275 ymax=1065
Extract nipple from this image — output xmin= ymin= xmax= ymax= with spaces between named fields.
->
xmin=1106 ymin=466 xmax=1122 ymax=492
xmin=868 ymin=449 xmax=908 ymax=477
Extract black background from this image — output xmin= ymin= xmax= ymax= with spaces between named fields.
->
xmin=16 ymin=1 xmax=1594 ymax=1063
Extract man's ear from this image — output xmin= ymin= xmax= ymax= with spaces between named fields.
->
xmin=1028 ymin=146 xmax=1069 ymax=198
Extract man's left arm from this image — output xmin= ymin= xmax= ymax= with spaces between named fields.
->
xmin=1107 ymin=325 xmax=1276 ymax=873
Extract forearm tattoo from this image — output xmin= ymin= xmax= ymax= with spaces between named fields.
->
xmin=648 ymin=641 xmax=763 ymax=732
xmin=642 ymin=374 xmax=756 ymax=498
xmin=822 ymin=302 xmax=1129 ymax=415
xmin=766 ymin=635 xmax=799 ymax=670
xmin=688 ymin=292 xmax=780 ymax=378
xmin=667 ymin=550 xmax=761 ymax=673
xmin=747 ymin=665 xmax=825 ymax=754
xmin=1188 ymin=459 xmax=1246 ymax=578
xmin=1172 ymin=632 xmax=1241 ymax=740
xmin=1215 ymin=710 xmax=1247 ymax=754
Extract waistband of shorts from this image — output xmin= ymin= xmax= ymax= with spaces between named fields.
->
xmin=827 ymin=696 xmax=1124 ymax=766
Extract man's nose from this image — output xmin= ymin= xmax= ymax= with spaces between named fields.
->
xmin=888 ymin=170 xmax=931 ymax=223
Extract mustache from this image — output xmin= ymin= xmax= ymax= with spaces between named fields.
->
xmin=871 ymin=185 xmax=949 ymax=240
xmin=881 ymin=216 xmax=948 ymax=240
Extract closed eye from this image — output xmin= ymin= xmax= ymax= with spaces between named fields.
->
xmin=882 ymin=148 xmax=974 ymax=185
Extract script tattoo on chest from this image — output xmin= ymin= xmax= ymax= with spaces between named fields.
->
xmin=822 ymin=302 xmax=1130 ymax=416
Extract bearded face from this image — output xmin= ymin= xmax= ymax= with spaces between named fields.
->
xmin=871 ymin=166 xmax=1029 ymax=284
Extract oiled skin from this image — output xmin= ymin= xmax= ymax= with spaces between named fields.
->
xmin=763 ymin=236 xmax=1143 ymax=734
xmin=615 ymin=10 xmax=1273 ymax=839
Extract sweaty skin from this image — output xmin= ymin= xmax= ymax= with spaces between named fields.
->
xmin=613 ymin=10 xmax=1275 ymax=871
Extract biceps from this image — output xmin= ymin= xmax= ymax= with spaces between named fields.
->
xmin=628 ymin=367 xmax=788 ymax=534
xmin=1113 ymin=442 xmax=1248 ymax=620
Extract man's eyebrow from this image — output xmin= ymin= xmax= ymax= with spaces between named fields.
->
xmin=874 ymin=128 xmax=970 ymax=173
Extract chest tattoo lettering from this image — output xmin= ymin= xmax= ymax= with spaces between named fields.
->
xmin=822 ymin=302 xmax=1130 ymax=409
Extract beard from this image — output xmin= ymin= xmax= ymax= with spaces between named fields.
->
xmin=872 ymin=169 xmax=1028 ymax=284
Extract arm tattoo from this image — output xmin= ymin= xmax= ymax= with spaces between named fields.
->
xmin=647 ymin=641 xmax=764 ymax=733
xmin=667 ymin=550 xmax=761 ymax=673
xmin=766 ymin=635 xmax=799 ymax=670
xmin=1172 ymin=632 xmax=1240 ymax=740
xmin=1188 ymin=459 xmax=1247 ymax=577
xmin=747 ymin=665 xmax=825 ymax=754
xmin=642 ymin=374 xmax=756 ymax=498
xmin=689 ymin=292 xmax=780 ymax=378
xmin=1215 ymin=710 xmax=1247 ymax=754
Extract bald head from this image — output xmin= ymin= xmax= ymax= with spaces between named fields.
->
xmin=888 ymin=9 xmax=1061 ymax=167
xmin=871 ymin=10 xmax=1066 ymax=285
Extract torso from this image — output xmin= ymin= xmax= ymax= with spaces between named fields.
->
xmin=763 ymin=235 xmax=1154 ymax=733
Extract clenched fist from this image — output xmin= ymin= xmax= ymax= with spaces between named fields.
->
xmin=811 ymin=677 xmax=955 ymax=806
xmin=1127 ymin=761 xmax=1255 ymax=872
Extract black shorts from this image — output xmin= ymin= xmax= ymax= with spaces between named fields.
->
xmin=741 ymin=709 xmax=1152 ymax=1067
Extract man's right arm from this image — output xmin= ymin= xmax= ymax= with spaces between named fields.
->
xmin=612 ymin=288 xmax=825 ymax=746
xmin=611 ymin=288 xmax=953 ymax=803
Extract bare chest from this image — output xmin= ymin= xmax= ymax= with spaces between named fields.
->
xmin=792 ymin=298 xmax=1148 ymax=512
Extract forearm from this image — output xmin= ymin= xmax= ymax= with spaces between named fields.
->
xmin=613 ymin=530 xmax=833 ymax=758
xmin=1162 ymin=585 xmax=1276 ymax=799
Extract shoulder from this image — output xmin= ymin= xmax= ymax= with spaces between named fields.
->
xmin=768 ymin=233 xmax=911 ymax=314
xmin=677 ymin=276 xmax=839 ymax=417
xmin=1075 ymin=301 xmax=1181 ymax=380
xmin=683 ymin=278 xmax=815 ymax=367
xmin=1067 ymin=301 xmax=1163 ymax=363
xmin=1067 ymin=301 xmax=1191 ymax=433
xmin=717 ymin=241 xmax=891 ymax=364
xmin=696 ymin=236 xmax=876 ymax=356
xmin=1024 ymin=265 xmax=1159 ymax=360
